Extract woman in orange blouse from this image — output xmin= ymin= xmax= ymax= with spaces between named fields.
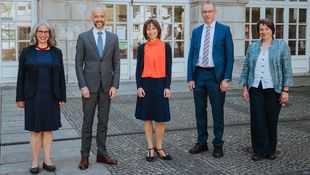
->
xmin=135 ymin=19 xmax=172 ymax=162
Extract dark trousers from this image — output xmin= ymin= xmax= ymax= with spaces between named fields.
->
xmin=81 ymin=85 xmax=111 ymax=156
xmin=193 ymin=67 xmax=225 ymax=147
xmin=249 ymin=83 xmax=281 ymax=156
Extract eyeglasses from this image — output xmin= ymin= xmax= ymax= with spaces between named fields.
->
xmin=202 ymin=10 xmax=215 ymax=14
xmin=37 ymin=30 xmax=50 ymax=35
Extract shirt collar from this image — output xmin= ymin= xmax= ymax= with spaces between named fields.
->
xmin=204 ymin=20 xmax=216 ymax=29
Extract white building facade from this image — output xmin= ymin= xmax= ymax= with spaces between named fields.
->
xmin=0 ymin=0 xmax=309 ymax=83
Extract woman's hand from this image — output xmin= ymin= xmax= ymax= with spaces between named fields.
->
xmin=164 ymin=88 xmax=171 ymax=98
xmin=137 ymin=87 xmax=145 ymax=98
xmin=59 ymin=101 xmax=65 ymax=108
xmin=279 ymin=92 xmax=289 ymax=104
xmin=242 ymin=86 xmax=249 ymax=102
xmin=16 ymin=101 xmax=25 ymax=108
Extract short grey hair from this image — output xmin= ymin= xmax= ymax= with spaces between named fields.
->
xmin=201 ymin=0 xmax=216 ymax=9
xmin=30 ymin=20 xmax=57 ymax=47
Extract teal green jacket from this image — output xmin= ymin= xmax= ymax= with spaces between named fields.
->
xmin=239 ymin=39 xmax=293 ymax=93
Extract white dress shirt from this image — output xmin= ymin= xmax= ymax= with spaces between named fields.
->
xmin=92 ymin=27 xmax=106 ymax=53
xmin=197 ymin=21 xmax=216 ymax=68
xmin=252 ymin=49 xmax=274 ymax=89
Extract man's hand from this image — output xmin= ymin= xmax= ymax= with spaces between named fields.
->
xmin=109 ymin=87 xmax=117 ymax=100
xmin=137 ymin=87 xmax=145 ymax=98
xmin=16 ymin=101 xmax=25 ymax=108
xmin=220 ymin=80 xmax=229 ymax=93
xmin=81 ymin=87 xmax=90 ymax=98
xmin=188 ymin=81 xmax=195 ymax=92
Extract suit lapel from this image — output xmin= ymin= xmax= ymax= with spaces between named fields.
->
xmin=88 ymin=29 xmax=101 ymax=58
xmin=196 ymin=25 xmax=203 ymax=52
xmin=102 ymin=31 xmax=111 ymax=59
xmin=212 ymin=22 xmax=219 ymax=52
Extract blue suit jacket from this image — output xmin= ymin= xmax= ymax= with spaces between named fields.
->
xmin=187 ymin=22 xmax=234 ymax=82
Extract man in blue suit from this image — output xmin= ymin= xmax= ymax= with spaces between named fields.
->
xmin=187 ymin=1 xmax=234 ymax=158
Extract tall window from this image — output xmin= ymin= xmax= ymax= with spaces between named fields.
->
xmin=245 ymin=7 xmax=260 ymax=54
xmin=1 ymin=1 xmax=32 ymax=62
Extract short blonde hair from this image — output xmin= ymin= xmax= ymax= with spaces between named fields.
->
xmin=30 ymin=20 xmax=57 ymax=47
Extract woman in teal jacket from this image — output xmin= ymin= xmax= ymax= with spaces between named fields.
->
xmin=240 ymin=18 xmax=293 ymax=161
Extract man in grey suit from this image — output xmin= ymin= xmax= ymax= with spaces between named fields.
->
xmin=75 ymin=6 xmax=120 ymax=170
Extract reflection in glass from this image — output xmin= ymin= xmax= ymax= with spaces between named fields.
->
xmin=133 ymin=6 xmax=143 ymax=23
xmin=145 ymin=6 xmax=156 ymax=19
xmin=16 ymin=2 xmax=31 ymax=20
xmin=299 ymin=25 xmax=306 ymax=39
xmin=133 ymin=42 xmax=141 ymax=59
xmin=105 ymin=4 xmax=114 ymax=22
xmin=119 ymin=41 xmax=127 ymax=59
xmin=18 ymin=23 xmax=31 ymax=40
xmin=1 ymin=23 xmax=16 ymax=40
xmin=18 ymin=42 xmax=29 ymax=56
xmin=174 ymin=24 xmax=184 ymax=40
xmin=289 ymin=9 xmax=297 ymax=23
xmin=298 ymin=40 xmax=306 ymax=55
xmin=162 ymin=24 xmax=172 ymax=40
xmin=116 ymin=5 xmax=127 ymax=22
xmin=289 ymin=25 xmax=296 ymax=39
xmin=174 ymin=41 xmax=184 ymax=58
xmin=2 ymin=41 xmax=16 ymax=61
xmin=252 ymin=8 xmax=260 ymax=23
xmin=162 ymin=6 xmax=172 ymax=23
xmin=288 ymin=41 xmax=296 ymax=55
xmin=299 ymin=9 xmax=307 ymax=23
xmin=275 ymin=25 xmax=283 ymax=39
xmin=132 ymin=24 xmax=143 ymax=40
xmin=266 ymin=8 xmax=274 ymax=21
xmin=116 ymin=24 xmax=127 ymax=40
xmin=174 ymin=6 xmax=184 ymax=23
xmin=1 ymin=2 xmax=14 ymax=20
xmin=276 ymin=8 xmax=284 ymax=23
xmin=246 ymin=8 xmax=250 ymax=23
xmin=245 ymin=25 xmax=249 ymax=39
xmin=252 ymin=24 xmax=259 ymax=39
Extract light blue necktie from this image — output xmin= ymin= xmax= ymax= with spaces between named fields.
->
xmin=97 ymin=31 xmax=103 ymax=57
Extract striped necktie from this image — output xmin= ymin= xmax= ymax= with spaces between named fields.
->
xmin=97 ymin=31 xmax=103 ymax=57
xmin=202 ymin=25 xmax=211 ymax=67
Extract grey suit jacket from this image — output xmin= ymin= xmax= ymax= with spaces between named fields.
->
xmin=75 ymin=29 xmax=120 ymax=93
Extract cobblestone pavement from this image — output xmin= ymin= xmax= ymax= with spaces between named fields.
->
xmin=61 ymin=86 xmax=310 ymax=175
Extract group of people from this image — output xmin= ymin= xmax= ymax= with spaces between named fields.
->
xmin=16 ymin=1 xmax=293 ymax=174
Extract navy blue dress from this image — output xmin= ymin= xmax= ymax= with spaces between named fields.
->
xmin=24 ymin=50 xmax=61 ymax=131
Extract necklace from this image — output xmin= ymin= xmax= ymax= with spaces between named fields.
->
xmin=36 ymin=45 xmax=50 ymax=50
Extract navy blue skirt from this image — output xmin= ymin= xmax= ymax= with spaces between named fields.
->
xmin=135 ymin=78 xmax=171 ymax=122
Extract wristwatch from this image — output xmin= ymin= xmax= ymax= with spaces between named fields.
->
xmin=282 ymin=89 xmax=289 ymax=93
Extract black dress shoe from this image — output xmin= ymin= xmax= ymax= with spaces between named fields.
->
xmin=189 ymin=142 xmax=208 ymax=154
xmin=155 ymin=148 xmax=172 ymax=160
xmin=30 ymin=166 xmax=39 ymax=174
xmin=212 ymin=147 xmax=224 ymax=158
xmin=265 ymin=154 xmax=276 ymax=160
xmin=252 ymin=154 xmax=263 ymax=161
xmin=43 ymin=162 xmax=56 ymax=172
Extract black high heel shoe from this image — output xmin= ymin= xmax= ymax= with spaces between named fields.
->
xmin=155 ymin=148 xmax=172 ymax=160
xmin=146 ymin=148 xmax=156 ymax=162
xmin=43 ymin=162 xmax=56 ymax=172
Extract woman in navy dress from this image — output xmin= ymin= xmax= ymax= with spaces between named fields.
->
xmin=135 ymin=19 xmax=172 ymax=162
xmin=16 ymin=21 xmax=66 ymax=174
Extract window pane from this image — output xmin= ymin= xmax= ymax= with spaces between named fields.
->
xmin=299 ymin=9 xmax=307 ymax=23
xmin=246 ymin=8 xmax=250 ymax=23
xmin=145 ymin=6 xmax=156 ymax=19
xmin=133 ymin=42 xmax=141 ymax=59
xmin=105 ymin=23 xmax=114 ymax=33
xmin=18 ymin=42 xmax=29 ymax=56
xmin=289 ymin=25 xmax=296 ymax=39
xmin=1 ymin=23 xmax=16 ymax=40
xmin=298 ymin=40 xmax=306 ymax=55
xmin=162 ymin=24 xmax=172 ymax=40
xmin=119 ymin=41 xmax=127 ymax=59
xmin=299 ymin=25 xmax=306 ymax=39
xmin=252 ymin=24 xmax=259 ymax=39
xmin=276 ymin=8 xmax=284 ymax=23
xmin=133 ymin=6 xmax=143 ymax=23
xmin=105 ymin=4 xmax=114 ymax=22
xmin=115 ymin=5 xmax=127 ymax=22
xmin=116 ymin=24 xmax=127 ymax=40
xmin=162 ymin=6 xmax=172 ymax=23
xmin=266 ymin=8 xmax=274 ymax=21
xmin=1 ymin=2 xmax=15 ymax=20
xmin=174 ymin=6 xmax=184 ymax=23
xmin=2 ymin=41 xmax=16 ymax=61
xmin=16 ymin=2 xmax=31 ymax=21
xmin=288 ymin=41 xmax=296 ymax=55
xmin=289 ymin=9 xmax=297 ymax=23
xmin=252 ymin=8 xmax=260 ymax=23
xmin=275 ymin=25 xmax=283 ymax=39
xmin=174 ymin=24 xmax=184 ymax=40
xmin=18 ymin=23 xmax=31 ymax=40
xmin=132 ymin=24 xmax=143 ymax=40
xmin=174 ymin=41 xmax=184 ymax=58
xmin=245 ymin=25 xmax=249 ymax=39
